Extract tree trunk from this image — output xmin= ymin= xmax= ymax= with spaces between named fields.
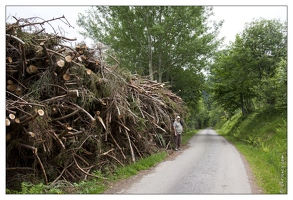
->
xmin=240 ymin=93 xmax=246 ymax=115
xmin=146 ymin=10 xmax=154 ymax=81
xmin=158 ymin=7 xmax=163 ymax=83
xmin=147 ymin=33 xmax=154 ymax=81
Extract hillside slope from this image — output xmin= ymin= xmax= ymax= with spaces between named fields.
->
xmin=215 ymin=108 xmax=287 ymax=194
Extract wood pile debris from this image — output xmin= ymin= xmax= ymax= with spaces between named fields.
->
xmin=5 ymin=16 xmax=186 ymax=190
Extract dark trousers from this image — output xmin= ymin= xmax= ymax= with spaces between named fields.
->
xmin=174 ymin=134 xmax=182 ymax=149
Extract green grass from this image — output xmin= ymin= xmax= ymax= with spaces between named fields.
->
xmin=217 ymin=108 xmax=287 ymax=194
xmin=111 ymin=151 xmax=168 ymax=181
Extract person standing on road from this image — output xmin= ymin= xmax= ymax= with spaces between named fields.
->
xmin=173 ymin=116 xmax=183 ymax=151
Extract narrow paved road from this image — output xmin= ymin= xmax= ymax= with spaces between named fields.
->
xmin=109 ymin=128 xmax=254 ymax=194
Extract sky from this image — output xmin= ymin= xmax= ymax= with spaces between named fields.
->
xmin=2 ymin=1 xmax=292 ymax=199
xmin=211 ymin=6 xmax=287 ymax=45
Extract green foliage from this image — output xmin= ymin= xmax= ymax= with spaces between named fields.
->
xmin=171 ymin=68 xmax=205 ymax=115
xmin=209 ymin=19 xmax=287 ymax=116
xmin=6 ymin=182 xmax=65 ymax=194
xmin=77 ymin=6 xmax=222 ymax=79
xmin=242 ymin=18 xmax=287 ymax=79
xmin=20 ymin=182 xmax=45 ymax=194
xmin=217 ymin=107 xmax=287 ymax=194
xmin=217 ymin=109 xmax=242 ymax=136
xmin=253 ymin=58 xmax=287 ymax=109
xmin=186 ymin=97 xmax=210 ymax=129
xmin=208 ymin=104 xmax=227 ymax=128
xmin=73 ymin=180 xmax=105 ymax=194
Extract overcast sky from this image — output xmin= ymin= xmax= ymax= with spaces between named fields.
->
xmin=211 ymin=6 xmax=287 ymax=45
xmin=5 ymin=5 xmax=287 ymax=47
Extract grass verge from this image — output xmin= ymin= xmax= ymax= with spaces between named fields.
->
xmin=216 ymin=108 xmax=287 ymax=194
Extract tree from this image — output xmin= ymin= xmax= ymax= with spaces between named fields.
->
xmin=209 ymin=18 xmax=287 ymax=115
xmin=210 ymin=44 xmax=256 ymax=116
xmin=241 ymin=18 xmax=287 ymax=80
xmin=77 ymin=6 xmax=223 ymax=82
xmin=170 ymin=67 xmax=205 ymax=109
xmin=254 ymin=58 xmax=287 ymax=109
xmin=241 ymin=19 xmax=287 ymax=108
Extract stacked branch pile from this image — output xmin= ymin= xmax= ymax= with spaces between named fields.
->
xmin=6 ymin=17 xmax=186 ymax=190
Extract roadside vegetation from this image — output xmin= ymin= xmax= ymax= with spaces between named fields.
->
xmin=6 ymin=151 xmax=167 ymax=194
xmin=6 ymin=129 xmax=199 ymax=194
xmin=215 ymin=107 xmax=287 ymax=194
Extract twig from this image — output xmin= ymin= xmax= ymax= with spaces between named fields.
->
xmin=51 ymin=162 xmax=74 ymax=185
xmin=52 ymin=109 xmax=79 ymax=121
xmin=73 ymin=155 xmax=107 ymax=180
xmin=101 ymin=148 xmax=114 ymax=156
xmin=42 ymin=94 xmax=66 ymax=103
xmin=109 ymin=132 xmax=126 ymax=159
xmin=49 ymin=130 xmax=66 ymax=149
xmin=124 ymin=129 xmax=135 ymax=163
xmin=96 ymin=116 xmax=107 ymax=130
xmin=6 ymin=167 xmax=34 ymax=171
xmin=68 ymin=102 xmax=96 ymax=123
xmin=6 ymin=34 xmax=25 ymax=45
xmin=34 ymin=152 xmax=48 ymax=185
xmin=74 ymin=153 xmax=89 ymax=166
xmin=106 ymin=154 xmax=124 ymax=167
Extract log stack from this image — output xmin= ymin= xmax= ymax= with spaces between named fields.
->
xmin=5 ymin=16 xmax=187 ymax=190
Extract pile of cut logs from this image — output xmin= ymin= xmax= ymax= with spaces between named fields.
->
xmin=5 ymin=16 xmax=186 ymax=190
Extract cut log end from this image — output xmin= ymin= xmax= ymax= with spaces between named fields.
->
xmin=62 ymin=73 xmax=71 ymax=81
xmin=7 ymin=80 xmax=14 ymax=85
xmin=27 ymin=132 xmax=36 ymax=137
xmin=57 ymin=59 xmax=65 ymax=68
xmin=86 ymin=69 xmax=92 ymax=75
xmin=8 ymin=113 xmax=15 ymax=120
xmin=6 ymin=118 xmax=10 ymax=126
xmin=65 ymin=55 xmax=72 ymax=63
xmin=6 ymin=134 xmax=11 ymax=140
xmin=26 ymin=65 xmax=38 ymax=74
xmin=7 ymin=84 xmax=16 ymax=92
xmin=7 ymin=57 xmax=13 ymax=63
xmin=37 ymin=109 xmax=45 ymax=117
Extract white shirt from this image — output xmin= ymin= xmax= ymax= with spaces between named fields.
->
xmin=173 ymin=120 xmax=183 ymax=134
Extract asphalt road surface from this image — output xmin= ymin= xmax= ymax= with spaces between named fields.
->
xmin=108 ymin=128 xmax=254 ymax=194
